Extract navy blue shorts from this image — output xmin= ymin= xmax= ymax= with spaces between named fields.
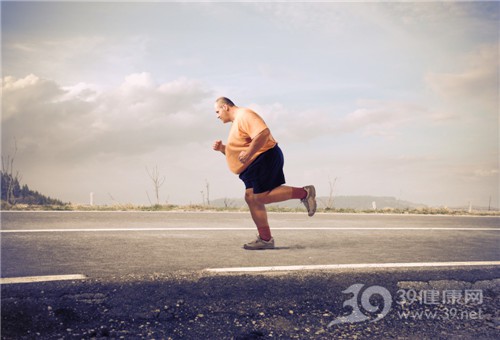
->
xmin=239 ymin=145 xmax=286 ymax=194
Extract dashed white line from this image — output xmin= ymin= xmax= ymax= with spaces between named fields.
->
xmin=205 ymin=261 xmax=500 ymax=273
xmin=1 ymin=227 xmax=498 ymax=233
xmin=0 ymin=274 xmax=87 ymax=285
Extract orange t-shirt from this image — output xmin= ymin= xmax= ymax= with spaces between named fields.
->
xmin=226 ymin=109 xmax=277 ymax=174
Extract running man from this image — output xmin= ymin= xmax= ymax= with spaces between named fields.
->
xmin=212 ymin=97 xmax=316 ymax=250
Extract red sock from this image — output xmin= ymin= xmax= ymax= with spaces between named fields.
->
xmin=257 ymin=225 xmax=272 ymax=241
xmin=291 ymin=187 xmax=307 ymax=200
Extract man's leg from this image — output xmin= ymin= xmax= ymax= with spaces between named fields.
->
xmin=245 ymin=188 xmax=272 ymax=242
xmin=254 ymin=185 xmax=317 ymax=217
xmin=253 ymin=185 xmax=306 ymax=205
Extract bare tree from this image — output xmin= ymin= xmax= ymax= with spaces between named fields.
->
xmin=146 ymin=165 xmax=165 ymax=206
xmin=325 ymin=176 xmax=338 ymax=210
xmin=223 ymin=197 xmax=234 ymax=209
xmin=200 ymin=179 xmax=211 ymax=206
xmin=146 ymin=191 xmax=153 ymax=206
xmin=108 ymin=192 xmax=122 ymax=207
xmin=200 ymin=190 xmax=206 ymax=206
xmin=1 ymin=139 xmax=22 ymax=205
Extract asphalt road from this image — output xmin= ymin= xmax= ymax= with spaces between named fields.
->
xmin=1 ymin=211 xmax=499 ymax=278
xmin=1 ymin=211 xmax=499 ymax=339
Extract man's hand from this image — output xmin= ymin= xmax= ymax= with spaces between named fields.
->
xmin=212 ymin=140 xmax=226 ymax=154
xmin=238 ymin=150 xmax=250 ymax=164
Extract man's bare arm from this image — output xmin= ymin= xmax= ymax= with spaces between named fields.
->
xmin=238 ymin=128 xmax=270 ymax=163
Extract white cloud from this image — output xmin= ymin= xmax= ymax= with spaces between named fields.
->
xmin=341 ymin=100 xmax=425 ymax=137
xmin=255 ymin=2 xmax=356 ymax=35
xmin=2 ymin=73 xmax=214 ymax=161
xmin=249 ymin=99 xmax=431 ymax=143
xmin=2 ymin=74 xmax=64 ymax=118
xmin=3 ymin=35 xmax=151 ymax=85
xmin=473 ymin=168 xmax=499 ymax=179
xmin=121 ymin=72 xmax=156 ymax=90
xmin=2 ymin=73 xmax=223 ymax=204
xmin=425 ymin=44 xmax=498 ymax=111
xmin=61 ymin=82 xmax=102 ymax=102
xmin=3 ymin=74 xmax=40 ymax=90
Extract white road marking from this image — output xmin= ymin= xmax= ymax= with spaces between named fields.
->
xmin=1 ymin=227 xmax=499 ymax=233
xmin=206 ymin=261 xmax=500 ymax=273
xmin=0 ymin=228 xmax=253 ymax=233
xmin=0 ymin=274 xmax=87 ymax=285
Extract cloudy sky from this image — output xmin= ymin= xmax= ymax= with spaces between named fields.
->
xmin=2 ymin=1 xmax=498 ymax=208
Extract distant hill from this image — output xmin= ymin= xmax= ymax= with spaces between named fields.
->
xmin=322 ymin=195 xmax=425 ymax=210
xmin=1 ymin=172 xmax=65 ymax=206
xmin=210 ymin=195 xmax=426 ymax=210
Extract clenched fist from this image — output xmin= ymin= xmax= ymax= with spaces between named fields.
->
xmin=212 ymin=140 xmax=226 ymax=154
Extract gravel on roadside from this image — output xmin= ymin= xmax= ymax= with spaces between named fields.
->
xmin=2 ymin=267 xmax=499 ymax=339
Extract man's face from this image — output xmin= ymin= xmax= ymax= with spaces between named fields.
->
xmin=215 ymin=103 xmax=229 ymax=123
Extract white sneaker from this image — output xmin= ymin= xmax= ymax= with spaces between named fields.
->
xmin=301 ymin=185 xmax=317 ymax=217
xmin=243 ymin=235 xmax=275 ymax=250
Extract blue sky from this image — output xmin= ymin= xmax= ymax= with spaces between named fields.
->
xmin=2 ymin=1 xmax=498 ymax=208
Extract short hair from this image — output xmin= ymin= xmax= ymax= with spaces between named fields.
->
xmin=216 ymin=97 xmax=235 ymax=107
